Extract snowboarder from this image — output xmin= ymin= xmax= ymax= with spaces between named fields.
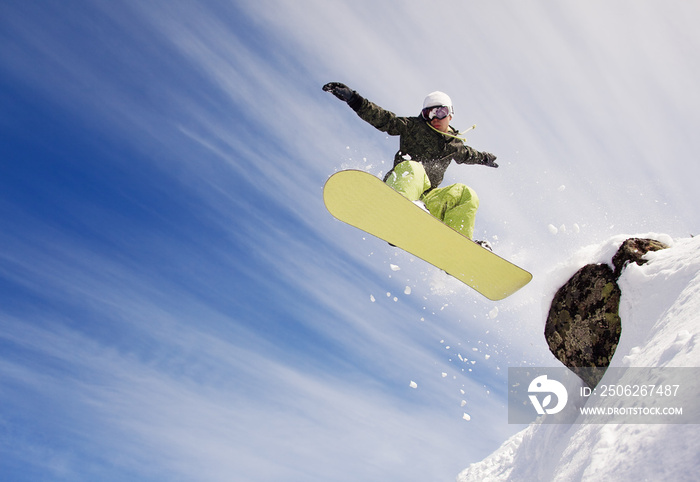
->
xmin=323 ymin=82 xmax=498 ymax=247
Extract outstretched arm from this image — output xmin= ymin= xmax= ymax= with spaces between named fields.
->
xmin=323 ymin=82 xmax=409 ymax=136
xmin=452 ymin=145 xmax=499 ymax=168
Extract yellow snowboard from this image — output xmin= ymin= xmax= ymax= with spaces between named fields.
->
xmin=323 ymin=170 xmax=532 ymax=301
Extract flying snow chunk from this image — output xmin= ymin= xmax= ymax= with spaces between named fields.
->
xmin=404 ymin=286 xmax=411 ymax=295
xmin=390 ymin=264 xmax=401 ymax=271
xmin=548 ymin=224 xmax=559 ymax=235
xmin=489 ymin=307 xmax=499 ymax=319
xmin=370 ymin=294 xmax=376 ymax=302
xmin=462 ymin=413 xmax=471 ymax=421
xmin=558 ymin=185 xmax=566 ymax=192
xmin=409 ymin=381 xmax=418 ymax=389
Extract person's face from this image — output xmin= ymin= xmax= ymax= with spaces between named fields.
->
xmin=431 ymin=114 xmax=452 ymax=133
xmin=422 ymin=105 xmax=452 ymax=133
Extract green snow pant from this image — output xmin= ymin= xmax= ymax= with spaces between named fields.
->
xmin=385 ymin=160 xmax=480 ymax=239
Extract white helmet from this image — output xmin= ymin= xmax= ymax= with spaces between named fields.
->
xmin=422 ymin=91 xmax=454 ymax=115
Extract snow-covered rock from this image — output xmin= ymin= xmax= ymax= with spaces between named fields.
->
xmin=458 ymin=236 xmax=700 ymax=482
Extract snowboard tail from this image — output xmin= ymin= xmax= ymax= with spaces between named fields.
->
xmin=323 ymin=169 xmax=532 ymax=300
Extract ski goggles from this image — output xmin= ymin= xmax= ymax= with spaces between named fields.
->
xmin=421 ymin=105 xmax=452 ymax=120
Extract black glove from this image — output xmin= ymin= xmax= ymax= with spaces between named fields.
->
xmin=481 ymin=152 xmax=498 ymax=168
xmin=323 ymin=82 xmax=356 ymax=103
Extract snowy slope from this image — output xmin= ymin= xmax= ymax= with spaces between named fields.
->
xmin=458 ymin=235 xmax=700 ymax=482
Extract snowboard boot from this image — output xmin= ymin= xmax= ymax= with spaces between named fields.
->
xmin=475 ymin=239 xmax=493 ymax=251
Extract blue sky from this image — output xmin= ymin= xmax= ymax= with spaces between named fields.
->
xmin=1 ymin=1 xmax=699 ymax=481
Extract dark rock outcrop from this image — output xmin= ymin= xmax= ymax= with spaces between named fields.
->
xmin=612 ymin=238 xmax=669 ymax=278
xmin=545 ymin=263 xmax=622 ymax=388
xmin=545 ymin=237 xmax=670 ymax=388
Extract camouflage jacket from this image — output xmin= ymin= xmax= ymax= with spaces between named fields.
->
xmin=349 ymin=95 xmax=491 ymax=189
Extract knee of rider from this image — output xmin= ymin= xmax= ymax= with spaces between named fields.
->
xmin=395 ymin=160 xmax=423 ymax=174
xmin=396 ymin=161 xmax=430 ymax=188
xmin=459 ymin=184 xmax=480 ymax=209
